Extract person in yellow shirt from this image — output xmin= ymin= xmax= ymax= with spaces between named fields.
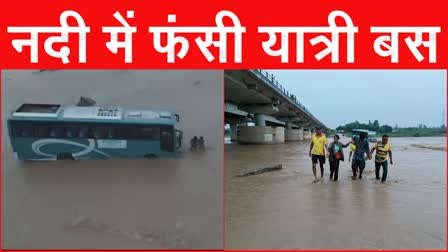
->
xmin=309 ymin=125 xmax=328 ymax=182
xmin=370 ymin=134 xmax=393 ymax=183
xmin=348 ymin=136 xmax=357 ymax=162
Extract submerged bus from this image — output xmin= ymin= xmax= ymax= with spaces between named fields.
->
xmin=7 ymin=104 xmax=183 ymax=160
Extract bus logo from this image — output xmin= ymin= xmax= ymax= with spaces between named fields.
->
xmin=31 ymin=139 xmax=111 ymax=159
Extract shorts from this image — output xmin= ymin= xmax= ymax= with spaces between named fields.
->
xmin=352 ymin=158 xmax=365 ymax=169
xmin=312 ymin=154 xmax=325 ymax=164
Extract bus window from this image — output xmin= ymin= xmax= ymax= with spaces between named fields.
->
xmin=11 ymin=124 xmax=22 ymax=137
xmin=78 ymin=128 xmax=89 ymax=138
xmin=140 ymin=127 xmax=160 ymax=140
xmin=21 ymin=126 xmax=34 ymax=137
xmin=160 ymin=128 xmax=174 ymax=152
xmin=128 ymin=126 xmax=139 ymax=139
xmin=113 ymin=126 xmax=126 ymax=139
xmin=21 ymin=127 xmax=33 ymax=137
xmin=10 ymin=122 xmax=34 ymax=137
xmin=88 ymin=128 xmax=97 ymax=138
xmin=37 ymin=126 xmax=50 ymax=138
xmin=66 ymin=127 xmax=78 ymax=138
xmin=106 ymin=128 xmax=115 ymax=139
xmin=50 ymin=128 xmax=63 ymax=138
xmin=94 ymin=128 xmax=107 ymax=139
xmin=115 ymin=125 xmax=138 ymax=139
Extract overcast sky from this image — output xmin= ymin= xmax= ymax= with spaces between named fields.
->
xmin=267 ymin=70 xmax=446 ymax=129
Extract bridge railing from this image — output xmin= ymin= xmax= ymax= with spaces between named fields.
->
xmin=249 ymin=69 xmax=322 ymax=125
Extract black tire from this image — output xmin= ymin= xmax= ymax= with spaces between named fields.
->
xmin=57 ymin=152 xmax=74 ymax=160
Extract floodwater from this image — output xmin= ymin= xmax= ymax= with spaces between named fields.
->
xmin=1 ymin=70 xmax=223 ymax=249
xmin=226 ymin=136 xmax=446 ymax=250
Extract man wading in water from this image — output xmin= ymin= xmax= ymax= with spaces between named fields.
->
xmin=309 ymin=125 xmax=328 ymax=182
xmin=351 ymin=133 xmax=371 ymax=179
xmin=370 ymin=134 xmax=393 ymax=183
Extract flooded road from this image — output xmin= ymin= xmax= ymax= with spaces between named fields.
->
xmin=2 ymin=70 xmax=223 ymax=249
xmin=226 ymin=136 xmax=446 ymax=249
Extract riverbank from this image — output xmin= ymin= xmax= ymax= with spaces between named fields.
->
xmin=331 ymin=131 xmax=446 ymax=138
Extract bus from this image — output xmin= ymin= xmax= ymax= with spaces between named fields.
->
xmin=352 ymin=129 xmax=377 ymax=142
xmin=7 ymin=103 xmax=183 ymax=160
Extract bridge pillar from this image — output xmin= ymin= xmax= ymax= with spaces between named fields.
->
xmin=299 ymin=127 xmax=304 ymax=140
xmin=285 ymin=126 xmax=304 ymax=142
xmin=237 ymin=126 xmax=285 ymax=144
xmin=254 ymin=114 xmax=266 ymax=126
xmin=230 ymin=124 xmax=238 ymax=142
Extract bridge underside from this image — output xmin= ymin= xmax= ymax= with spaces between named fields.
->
xmin=225 ymin=70 xmax=324 ymax=144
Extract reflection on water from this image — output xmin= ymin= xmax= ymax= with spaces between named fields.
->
xmin=226 ymin=136 xmax=446 ymax=250
xmin=2 ymin=70 xmax=223 ymax=249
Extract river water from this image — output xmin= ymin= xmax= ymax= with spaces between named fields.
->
xmin=2 ymin=70 xmax=223 ymax=249
xmin=226 ymin=136 xmax=446 ymax=249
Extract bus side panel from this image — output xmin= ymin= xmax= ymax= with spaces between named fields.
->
xmin=11 ymin=138 xmax=47 ymax=160
xmin=12 ymin=138 xmax=103 ymax=160
xmin=134 ymin=139 xmax=177 ymax=158
xmin=11 ymin=138 xmax=177 ymax=160
xmin=96 ymin=140 xmax=177 ymax=158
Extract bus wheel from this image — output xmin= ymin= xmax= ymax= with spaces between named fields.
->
xmin=144 ymin=154 xmax=157 ymax=159
xmin=57 ymin=152 xmax=75 ymax=160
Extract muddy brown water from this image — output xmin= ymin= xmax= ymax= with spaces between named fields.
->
xmin=226 ymin=136 xmax=446 ymax=250
xmin=2 ymin=70 xmax=223 ymax=249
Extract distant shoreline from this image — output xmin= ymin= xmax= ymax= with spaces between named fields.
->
xmin=330 ymin=132 xmax=446 ymax=138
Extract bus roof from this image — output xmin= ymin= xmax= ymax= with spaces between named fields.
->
xmin=10 ymin=103 xmax=178 ymax=125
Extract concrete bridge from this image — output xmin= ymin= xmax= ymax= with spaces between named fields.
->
xmin=225 ymin=70 xmax=328 ymax=144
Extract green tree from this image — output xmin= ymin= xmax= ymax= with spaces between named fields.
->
xmin=373 ymin=120 xmax=380 ymax=131
xmin=379 ymin=125 xmax=393 ymax=133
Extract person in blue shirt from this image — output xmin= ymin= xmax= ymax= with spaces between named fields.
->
xmin=350 ymin=133 xmax=371 ymax=179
